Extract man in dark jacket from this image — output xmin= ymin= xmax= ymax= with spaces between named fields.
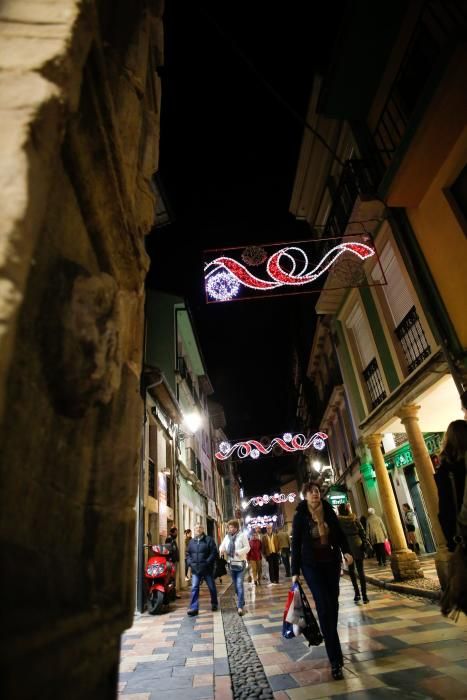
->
xmin=186 ymin=523 xmax=219 ymax=616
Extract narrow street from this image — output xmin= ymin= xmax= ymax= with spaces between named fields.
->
xmin=119 ymin=571 xmax=467 ymax=700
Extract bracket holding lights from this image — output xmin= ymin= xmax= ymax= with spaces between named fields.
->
xmin=215 ymin=432 xmax=328 ymax=461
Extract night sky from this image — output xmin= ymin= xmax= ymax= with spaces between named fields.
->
xmin=147 ymin=1 xmax=346 ymax=495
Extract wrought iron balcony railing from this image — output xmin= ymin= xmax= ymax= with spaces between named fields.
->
xmin=324 ymin=159 xmax=379 ymax=239
xmin=395 ymin=306 xmax=431 ymax=373
xmin=362 ymin=357 xmax=387 ymax=410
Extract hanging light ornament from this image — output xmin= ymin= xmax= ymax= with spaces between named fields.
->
xmin=241 ymin=245 xmax=267 ymax=267
xmin=205 ymin=271 xmax=241 ymax=302
xmin=215 ymin=432 xmax=328 ymax=461
xmin=245 ymin=491 xmax=297 ymax=507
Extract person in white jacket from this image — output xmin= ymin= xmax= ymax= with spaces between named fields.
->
xmin=219 ymin=519 xmax=250 ymax=615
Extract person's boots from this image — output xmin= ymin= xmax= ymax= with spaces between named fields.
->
xmin=353 ymin=583 xmax=361 ymax=603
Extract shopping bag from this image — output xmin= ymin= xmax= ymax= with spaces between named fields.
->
xmin=297 ymin=582 xmax=323 ymax=647
xmin=282 ymin=584 xmax=298 ymax=639
xmin=384 ymin=539 xmax=392 ymax=556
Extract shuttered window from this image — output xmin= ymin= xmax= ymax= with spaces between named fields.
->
xmin=345 ymin=303 xmax=375 ymax=370
xmin=372 ymin=242 xmax=413 ymax=327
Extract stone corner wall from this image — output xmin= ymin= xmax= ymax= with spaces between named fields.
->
xmin=0 ymin=1 xmax=164 ymax=698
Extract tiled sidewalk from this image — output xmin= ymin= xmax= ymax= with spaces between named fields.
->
xmin=119 ymin=566 xmax=467 ymax=699
xmin=243 ymin=570 xmax=467 ymax=699
xmin=362 ymin=554 xmax=441 ymax=599
xmin=118 ymin=581 xmax=232 ymax=700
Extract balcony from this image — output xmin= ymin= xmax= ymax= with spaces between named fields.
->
xmin=362 ymin=358 xmax=387 ymax=410
xmin=373 ymin=1 xmax=467 ymax=168
xmin=324 ymin=160 xmax=379 ymax=240
xmin=395 ymin=306 xmax=431 ymax=373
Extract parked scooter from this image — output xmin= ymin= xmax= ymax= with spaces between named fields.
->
xmin=143 ymin=544 xmax=177 ymax=614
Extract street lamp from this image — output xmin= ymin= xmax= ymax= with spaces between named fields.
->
xmin=312 ymin=460 xmax=322 ymax=472
xmin=182 ymin=409 xmax=202 ymax=434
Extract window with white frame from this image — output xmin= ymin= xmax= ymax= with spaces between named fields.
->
xmin=372 ymin=241 xmax=431 ymax=373
xmin=345 ymin=302 xmax=387 ymax=409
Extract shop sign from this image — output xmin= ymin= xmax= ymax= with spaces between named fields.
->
xmin=207 ymin=498 xmax=217 ymax=520
xmin=328 ymin=493 xmax=348 ymax=506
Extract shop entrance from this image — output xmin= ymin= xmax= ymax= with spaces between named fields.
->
xmin=404 ymin=465 xmax=436 ymax=553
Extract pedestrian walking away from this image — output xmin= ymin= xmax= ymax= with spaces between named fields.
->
xmin=277 ymin=527 xmax=291 ymax=577
xmin=291 ymin=481 xmax=353 ymax=681
xmin=366 ymin=508 xmax=388 ymax=566
xmin=165 ymin=526 xmax=182 ymax=598
xmin=247 ymin=528 xmax=263 ymax=585
xmin=402 ymin=503 xmax=420 ymax=554
xmin=337 ymin=503 xmax=369 ymax=603
xmin=262 ymin=524 xmax=280 ymax=584
xmin=220 ymin=519 xmax=250 ymax=615
xmin=186 ymin=523 xmax=219 ymax=616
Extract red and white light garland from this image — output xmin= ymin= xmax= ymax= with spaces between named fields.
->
xmin=205 ymin=242 xmax=375 ymax=301
xmin=246 ymin=515 xmax=278 ymax=529
xmin=246 ymin=492 xmax=297 ymax=507
xmin=215 ymin=432 xmax=328 ymax=461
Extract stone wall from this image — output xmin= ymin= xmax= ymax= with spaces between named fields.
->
xmin=0 ymin=1 xmax=164 ymax=697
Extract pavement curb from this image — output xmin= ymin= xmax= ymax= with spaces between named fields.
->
xmin=363 ymin=573 xmax=442 ymax=601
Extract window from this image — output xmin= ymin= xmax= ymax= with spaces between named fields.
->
xmin=372 ymin=242 xmax=431 ymax=372
xmin=148 ymin=459 xmax=155 ymax=498
xmin=346 ymin=302 xmax=386 ymax=408
xmin=372 ymin=242 xmax=413 ymax=327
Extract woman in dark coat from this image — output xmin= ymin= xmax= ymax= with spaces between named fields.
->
xmin=337 ymin=503 xmax=369 ymax=604
xmin=291 ymin=482 xmax=353 ymax=681
xmin=435 ymin=420 xmax=467 ymax=551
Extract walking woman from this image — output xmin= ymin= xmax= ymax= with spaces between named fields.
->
xmin=366 ymin=508 xmax=388 ymax=566
xmin=337 ymin=504 xmax=369 ymax=604
xmin=435 ymin=420 xmax=467 ymax=551
xmin=291 ymin=482 xmax=353 ymax=680
xmin=220 ymin=520 xmax=250 ymax=615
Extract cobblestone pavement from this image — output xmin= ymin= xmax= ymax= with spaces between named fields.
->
xmin=119 ymin=564 xmax=467 ymax=699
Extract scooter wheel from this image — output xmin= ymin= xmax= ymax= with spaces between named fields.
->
xmin=147 ymin=590 xmax=164 ymax=615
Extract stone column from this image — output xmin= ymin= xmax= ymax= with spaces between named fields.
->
xmin=397 ymin=405 xmax=450 ymax=587
xmin=366 ymin=434 xmax=423 ymax=580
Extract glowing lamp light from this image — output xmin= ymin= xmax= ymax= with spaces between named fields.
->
xmin=241 ymin=500 xmax=248 ymax=510
xmin=300 ymin=493 xmax=304 ymax=500
xmin=182 ymin=410 xmax=202 ymax=434
xmin=312 ymin=460 xmax=322 ymax=472
xmin=245 ymin=515 xmax=251 ymax=523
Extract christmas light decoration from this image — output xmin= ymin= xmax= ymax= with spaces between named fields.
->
xmin=283 ymin=433 xmax=293 ymax=443
xmin=205 ymin=241 xmax=375 ymax=302
xmin=215 ymin=432 xmax=328 ymax=461
xmin=245 ymin=492 xmax=297 ymax=507
xmin=247 ymin=514 xmax=278 ymax=529
xmin=206 ymin=271 xmax=241 ymax=301
xmin=241 ymin=246 xmax=267 ymax=266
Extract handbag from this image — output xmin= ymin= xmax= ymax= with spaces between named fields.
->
xmin=228 ymin=560 xmax=246 ymax=573
xmin=384 ymin=539 xmax=392 ymax=556
xmin=297 ymin=582 xmax=323 ymax=647
xmin=214 ymin=556 xmax=227 ymax=579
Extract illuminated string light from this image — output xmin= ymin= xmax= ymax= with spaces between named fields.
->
xmin=245 ymin=492 xmax=297 ymax=507
xmin=215 ymin=432 xmax=328 ymax=461
xmin=247 ymin=514 xmax=278 ymax=529
xmin=283 ymin=433 xmax=292 ymax=443
xmin=205 ymin=242 xmax=375 ymax=300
